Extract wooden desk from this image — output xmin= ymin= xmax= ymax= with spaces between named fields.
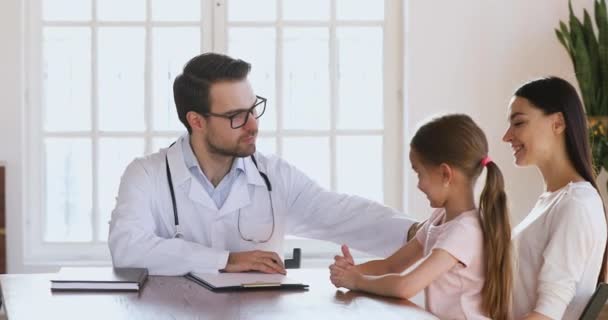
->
xmin=0 ymin=269 xmax=437 ymax=319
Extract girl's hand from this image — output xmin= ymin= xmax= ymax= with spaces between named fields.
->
xmin=333 ymin=244 xmax=355 ymax=269
xmin=329 ymin=245 xmax=355 ymax=279
xmin=330 ymin=265 xmax=362 ymax=290
xmin=329 ymin=245 xmax=358 ymax=288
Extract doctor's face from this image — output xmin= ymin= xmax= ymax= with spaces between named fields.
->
xmin=203 ymin=80 xmax=259 ymax=157
xmin=409 ymin=149 xmax=448 ymax=208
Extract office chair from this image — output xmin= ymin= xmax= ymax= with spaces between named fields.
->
xmin=284 ymin=248 xmax=301 ymax=269
xmin=579 ymin=282 xmax=608 ymax=320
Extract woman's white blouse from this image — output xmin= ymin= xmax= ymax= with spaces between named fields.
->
xmin=512 ymin=181 xmax=606 ymax=319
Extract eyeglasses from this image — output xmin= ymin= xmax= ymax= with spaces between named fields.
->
xmin=204 ymin=95 xmax=267 ymax=129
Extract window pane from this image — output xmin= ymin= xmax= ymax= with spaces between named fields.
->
xmin=228 ymin=28 xmax=276 ymax=131
xmin=45 ymin=138 xmax=92 ymax=242
xmin=282 ymin=137 xmax=330 ymax=189
xmin=152 ymin=137 xmax=180 ymax=154
xmin=98 ymin=27 xmax=145 ymax=131
xmin=43 ymin=27 xmax=91 ymax=132
xmin=43 ymin=0 xmax=91 ymax=21
xmin=256 ymin=137 xmax=276 ymax=155
xmin=151 ymin=0 xmax=200 ymax=21
xmin=283 ymin=0 xmax=329 ymax=20
xmin=152 ymin=27 xmax=200 ymax=131
xmin=336 ymin=136 xmax=383 ymax=203
xmin=228 ymin=0 xmax=276 ymax=22
xmin=337 ymin=27 xmax=383 ymax=130
xmin=97 ymin=138 xmax=144 ymax=241
xmin=283 ymin=28 xmax=329 ymax=130
xmin=336 ymin=0 xmax=384 ymax=20
xmin=97 ymin=0 xmax=145 ymax=21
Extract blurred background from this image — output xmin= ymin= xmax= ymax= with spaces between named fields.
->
xmin=0 ymin=0 xmax=600 ymax=273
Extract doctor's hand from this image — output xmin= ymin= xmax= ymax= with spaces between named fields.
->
xmin=224 ymin=250 xmax=286 ymax=274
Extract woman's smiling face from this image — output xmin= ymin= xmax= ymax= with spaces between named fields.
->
xmin=502 ymin=96 xmax=561 ymax=167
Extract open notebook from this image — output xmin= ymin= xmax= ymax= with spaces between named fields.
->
xmin=51 ymin=267 xmax=148 ymax=292
xmin=186 ymin=271 xmax=309 ymax=292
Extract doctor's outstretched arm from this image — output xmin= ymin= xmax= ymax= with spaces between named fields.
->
xmin=108 ymin=159 xmax=285 ymax=275
xmin=278 ymin=159 xmax=416 ymax=258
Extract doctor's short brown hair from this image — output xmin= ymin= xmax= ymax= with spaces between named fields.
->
xmin=173 ymin=52 xmax=251 ymax=133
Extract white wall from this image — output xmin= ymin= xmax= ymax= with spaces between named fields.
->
xmin=0 ymin=0 xmax=25 ymax=273
xmin=0 ymin=0 xmax=602 ymax=272
xmin=403 ymin=0 xmax=601 ymax=225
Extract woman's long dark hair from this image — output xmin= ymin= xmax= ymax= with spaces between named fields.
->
xmin=514 ymin=76 xmax=607 ymax=283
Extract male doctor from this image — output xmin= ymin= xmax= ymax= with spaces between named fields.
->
xmin=108 ymin=52 xmax=415 ymax=276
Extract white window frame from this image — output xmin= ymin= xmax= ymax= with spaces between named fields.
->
xmin=23 ymin=0 xmax=404 ymax=266
xmin=214 ymin=0 xmax=404 ymax=258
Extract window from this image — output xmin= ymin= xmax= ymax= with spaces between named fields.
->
xmin=26 ymin=0 xmax=403 ymax=263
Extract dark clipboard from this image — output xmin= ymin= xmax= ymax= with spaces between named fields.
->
xmin=185 ymin=273 xmax=309 ymax=292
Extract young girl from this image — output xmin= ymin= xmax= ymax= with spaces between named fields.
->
xmin=329 ymin=114 xmax=512 ymax=320
xmin=504 ymin=77 xmax=607 ymax=320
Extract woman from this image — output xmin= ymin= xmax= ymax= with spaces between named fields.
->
xmin=503 ymin=76 xmax=607 ymax=319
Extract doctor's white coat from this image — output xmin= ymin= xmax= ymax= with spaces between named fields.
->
xmin=108 ymin=135 xmax=414 ymax=275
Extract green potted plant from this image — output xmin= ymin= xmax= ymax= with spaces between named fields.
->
xmin=555 ymin=0 xmax=608 ymax=174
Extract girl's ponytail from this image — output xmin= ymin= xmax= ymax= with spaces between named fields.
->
xmin=478 ymin=161 xmax=512 ymax=320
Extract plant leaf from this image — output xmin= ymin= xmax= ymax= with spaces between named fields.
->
xmin=584 ymin=9 xmax=600 ymax=109
xmin=572 ymin=15 xmax=596 ymax=114
xmin=596 ymin=0 xmax=608 ymax=115
xmin=556 ymin=29 xmax=572 ymax=58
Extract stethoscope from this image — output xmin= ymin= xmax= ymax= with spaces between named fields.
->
xmin=165 ymin=147 xmax=275 ymax=243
